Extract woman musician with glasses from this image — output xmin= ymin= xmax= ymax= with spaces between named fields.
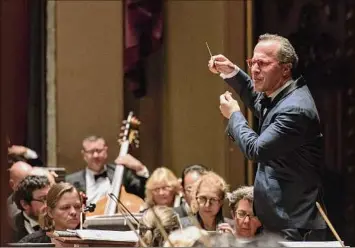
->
xmin=141 ymin=167 xmax=181 ymax=212
xmin=179 ymin=171 xmax=233 ymax=232
xmin=218 ymin=186 xmax=262 ymax=239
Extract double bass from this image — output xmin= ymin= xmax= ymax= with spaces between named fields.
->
xmin=86 ymin=112 xmax=144 ymax=216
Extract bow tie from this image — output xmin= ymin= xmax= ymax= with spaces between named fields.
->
xmin=94 ymin=171 xmax=108 ymax=181
xmin=259 ymin=93 xmax=272 ymax=109
xmin=33 ymin=225 xmax=41 ymax=231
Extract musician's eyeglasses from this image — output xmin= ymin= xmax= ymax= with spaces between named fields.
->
xmin=151 ymin=186 xmax=173 ymax=194
xmin=31 ymin=198 xmax=46 ymax=204
xmin=196 ymin=196 xmax=221 ymax=206
xmin=246 ymin=58 xmax=276 ymax=69
xmin=184 ymin=186 xmax=194 ymax=194
xmin=83 ymin=148 xmax=105 ymax=155
xmin=235 ymin=210 xmax=258 ymax=220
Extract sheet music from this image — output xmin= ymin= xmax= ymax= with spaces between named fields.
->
xmin=76 ymin=229 xmax=138 ymax=242
xmin=280 ymin=241 xmax=344 ymax=247
xmin=87 ymin=213 xmax=143 ymax=219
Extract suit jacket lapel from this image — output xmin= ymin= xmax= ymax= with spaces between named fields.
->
xmin=258 ymin=76 xmax=306 ymax=133
xmin=72 ymin=170 xmax=87 ymax=193
xmin=107 ymin=164 xmax=116 ymax=183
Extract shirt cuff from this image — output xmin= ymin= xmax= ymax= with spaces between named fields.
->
xmin=136 ymin=166 xmax=149 ymax=178
xmin=220 ymin=65 xmax=239 ymax=79
xmin=24 ymin=149 xmax=38 ymax=159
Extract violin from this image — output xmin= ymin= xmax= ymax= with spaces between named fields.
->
xmin=86 ymin=112 xmax=144 ymax=216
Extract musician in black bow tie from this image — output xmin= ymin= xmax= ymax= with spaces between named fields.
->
xmin=11 ymin=175 xmax=50 ymax=242
xmin=94 ymin=170 xmax=107 ymax=181
xmin=208 ymin=34 xmax=326 ymax=241
xmin=66 ymin=136 xmax=149 ymax=205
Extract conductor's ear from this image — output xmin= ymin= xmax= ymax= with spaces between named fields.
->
xmin=283 ymin=64 xmax=291 ymax=76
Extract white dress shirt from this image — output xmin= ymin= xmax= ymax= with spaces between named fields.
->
xmin=23 ymin=212 xmax=40 ymax=234
xmin=85 ymin=164 xmax=149 ymax=204
xmin=85 ymin=166 xmax=111 ymax=204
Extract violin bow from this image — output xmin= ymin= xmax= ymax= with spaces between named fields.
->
xmin=108 ymin=194 xmax=147 ymax=247
xmin=150 ymin=206 xmax=175 ymax=247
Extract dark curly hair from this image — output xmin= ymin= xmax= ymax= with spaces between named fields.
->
xmin=13 ymin=175 xmax=50 ymax=211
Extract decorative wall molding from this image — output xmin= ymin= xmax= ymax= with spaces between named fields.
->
xmin=46 ymin=0 xmax=57 ymax=167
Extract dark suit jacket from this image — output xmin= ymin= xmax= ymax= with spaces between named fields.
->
xmin=180 ymin=212 xmax=234 ymax=231
xmin=225 ymin=70 xmax=326 ymax=231
xmin=174 ymin=204 xmax=189 ymax=218
xmin=12 ymin=212 xmax=30 ymax=242
xmin=19 ymin=230 xmax=51 ymax=244
xmin=65 ymin=164 xmax=147 ymax=199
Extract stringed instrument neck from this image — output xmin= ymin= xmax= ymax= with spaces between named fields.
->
xmin=104 ymin=112 xmax=142 ymax=216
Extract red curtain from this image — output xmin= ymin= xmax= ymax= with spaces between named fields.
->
xmin=1 ymin=0 xmax=30 ymax=146
xmin=1 ymin=0 xmax=30 ymax=244
xmin=124 ymin=0 xmax=163 ymax=97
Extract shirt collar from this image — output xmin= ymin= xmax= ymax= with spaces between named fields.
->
xmin=86 ymin=165 xmax=107 ymax=177
xmin=268 ymin=79 xmax=293 ymax=101
xmin=23 ymin=212 xmax=39 ymax=228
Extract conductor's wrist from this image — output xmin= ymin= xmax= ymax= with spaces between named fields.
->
xmin=220 ymin=64 xmax=239 ymax=79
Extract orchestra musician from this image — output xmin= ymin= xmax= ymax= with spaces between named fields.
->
xmin=66 ymin=136 xmax=149 ymax=205
xmin=8 ymin=162 xmax=33 ymax=219
xmin=19 ymin=182 xmax=82 ymax=244
xmin=180 ymin=171 xmax=233 ymax=231
xmin=218 ymin=186 xmax=262 ymax=239
xmin=174 ymin=164 xmax=208 ymax=218
xmin=143 ymin=167 xmax=181 ymax=211
xmin=139 ymin=206 xmax=181 ymax=246
xmin=11 ymin=175 xmax=50 ymax=242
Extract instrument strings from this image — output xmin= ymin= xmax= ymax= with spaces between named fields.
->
xmin=108 ymin=193 xmax=140 ymax=225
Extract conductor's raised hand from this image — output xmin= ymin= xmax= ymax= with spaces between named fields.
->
xmin=208 ymin=54 xmax=236 ymax=75
xmin=219 ymin=91 xmax=240 ymax=119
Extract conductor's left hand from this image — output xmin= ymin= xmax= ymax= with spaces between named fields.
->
xmin=219 ymin=91 xmax=240 ymax=119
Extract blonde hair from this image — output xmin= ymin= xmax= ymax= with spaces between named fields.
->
xmin=163 ymin=226 xmax=209 ymax=247
xmin=39 ymin=182 xmax=82 ymax=231
xmin=190 ymin=171 xmax=229 ymax=213
xmin=139 ymin=206 xmax=181 ymax=246
xmin=145 ymin=167 xmax=180 ymax=207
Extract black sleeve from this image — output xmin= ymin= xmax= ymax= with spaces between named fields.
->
xmin=123 ymin=168 xmax=147 ymax=199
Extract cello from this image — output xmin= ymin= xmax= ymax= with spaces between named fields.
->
xmin=86 ymin=111 xmax=144 ymax=216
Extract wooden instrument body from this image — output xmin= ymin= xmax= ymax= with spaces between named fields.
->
xmin=86 ymin=186 xmax=144 ymax=216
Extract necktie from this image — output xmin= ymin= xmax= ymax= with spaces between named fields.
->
xmin=94 ymin=171 xmax=108 ymax=181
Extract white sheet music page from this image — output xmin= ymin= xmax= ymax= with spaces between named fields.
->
xmin=280 ymin=241 xmax=344 ymax=247
xmin=76 ymin=230 xmax=138 ymax=242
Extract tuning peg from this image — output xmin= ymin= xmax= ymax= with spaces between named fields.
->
xmin=134 ymin=140 xmax=140 ymax=148
xmin=130 ymin=117 xmax=141 ymax=126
